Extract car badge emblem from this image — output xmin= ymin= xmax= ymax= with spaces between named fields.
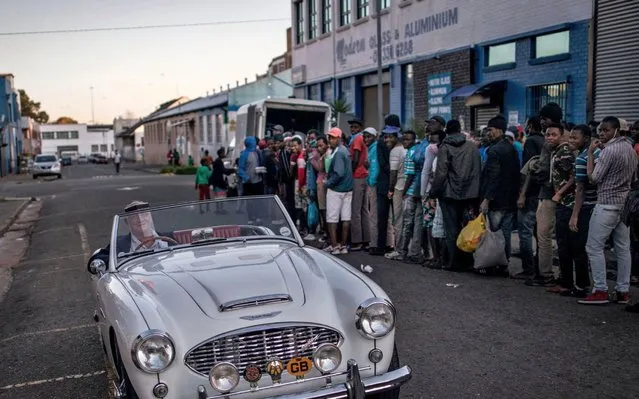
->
xmin=243 ymin=364 xmax=262 ymax=388
xmin=286 ymin=356 xmax=313 ymax=380
xmin=265 ymin=358 xmax=284 ymax=384
xmin=240 ymin=311 xmax=282 ymax=321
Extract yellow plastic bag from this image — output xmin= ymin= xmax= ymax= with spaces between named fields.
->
xmin=456 ymin=214 xmax=487 ymax=253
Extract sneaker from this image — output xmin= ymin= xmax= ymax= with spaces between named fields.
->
xmin=340 ymin=246 xmax=349 ymax=254
xmin=323 ymin=245 xmax=335 ymax=253
xmin=318 ymin=236 xmax=327 ymax=243
xmin=547 ymin=285 xmax=571 ymax=294
xmin=578 ymin=290 xmax=610 ymax=305
xmin=385 ymin=251 xmax=400 ymax=259
xmin=615 ymin=291 xmax=630 ymax=304
xmin=332 ymin=247 xmax=343 ymax=255
xmin=525 ymin=276 xmax=556 ymax=287
xmin=350 ymin=244 xmax=364 ymax=251
xmin=387 ymin=252 xmax=405 ymax=261
xmin=303 ymin=234 xmax=317 ymax=241
xmin=559 ymin=287 xmax=588 ymax=298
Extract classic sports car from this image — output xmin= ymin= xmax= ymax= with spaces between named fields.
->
xmin=87 ymin=196 xmax=412 ymax=399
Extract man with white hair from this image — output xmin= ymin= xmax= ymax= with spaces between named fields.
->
xmin=116 ymin=201 xmax=176 ymax=254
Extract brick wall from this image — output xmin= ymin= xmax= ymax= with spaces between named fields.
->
xmin=413 ymin=49 xmax=473 ymax=126
xmin=478 ymin=20 xmax=590 ymax=125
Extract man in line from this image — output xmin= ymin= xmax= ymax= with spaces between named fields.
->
xmin=349 ymin=117 xmax=370 ymax=251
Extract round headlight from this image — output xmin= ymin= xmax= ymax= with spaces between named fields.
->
xmin=356 ymin=298 xmax=396 ymax=339
xmin=209 ymin=362 xmax=240 ymax=393
xmin=131 ymin=330 xmax=175 ymax=373
xmin=312 ymin=343 xmax=342 ymax=373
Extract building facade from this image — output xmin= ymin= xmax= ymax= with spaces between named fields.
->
xmin=21 ymin=117 xmax=41 ymax=156
xmin=40 ymin=124 xmax=114 ymax=157
xmin=0 ymin=74 xmax=23 ymax=176
xmin=292 ymin=0 xmax=593 ymax=129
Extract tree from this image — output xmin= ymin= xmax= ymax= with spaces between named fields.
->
xmin=18 ymin=89 xmax=49 ymax=123
xmin=55 ymin=116 xmax=78 ymax=124
xmin=329 ymin=97 xmax=352 ymax=127
xmin=124 ymin=109 xmax=136 ymax=119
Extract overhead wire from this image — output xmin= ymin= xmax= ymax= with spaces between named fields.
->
xmin=0 ymin=17 xmax=289 ymax=36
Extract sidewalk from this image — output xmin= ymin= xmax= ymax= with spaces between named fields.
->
xmin=0 ymin=198 xmax=32 ymax=237
xmin=126 ymin=163 xmax=168 ymax=174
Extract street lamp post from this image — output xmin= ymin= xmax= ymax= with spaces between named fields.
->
xmin=376 ymin=0 xmax=384 ymax=129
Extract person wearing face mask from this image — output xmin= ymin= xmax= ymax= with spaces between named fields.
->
xmin=527 ymin=102 xmax=563 ymax=287
xmin=579 ymin=116 xmax=638 ymax=305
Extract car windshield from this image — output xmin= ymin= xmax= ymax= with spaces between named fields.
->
xmin=112 ymin=196 xmax=297 ymax=265
xmin=36 ymin=155 xmax=57 ymax=162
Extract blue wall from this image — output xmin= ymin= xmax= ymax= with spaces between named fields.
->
xmin=476 ymin=20 xmax=589 ymax=125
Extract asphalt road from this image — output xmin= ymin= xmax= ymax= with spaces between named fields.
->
xmin=1 ymin=163 xmax=638 ymax=399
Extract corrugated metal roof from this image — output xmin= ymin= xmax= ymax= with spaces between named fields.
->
xmin=145 ymin=93 xmax=228 ymax=122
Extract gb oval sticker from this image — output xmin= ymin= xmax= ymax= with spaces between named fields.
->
xmin=286 ymin=356 xmax=313 ymax=379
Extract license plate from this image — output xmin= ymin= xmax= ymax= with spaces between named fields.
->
xmin=286 ymin=356 xmax=313 ymax=378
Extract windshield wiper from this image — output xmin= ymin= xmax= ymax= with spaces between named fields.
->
xmin=117 ymin=247 xmax=171 ymax=260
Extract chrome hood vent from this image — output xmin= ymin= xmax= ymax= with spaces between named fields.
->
xmin=219 ymin=294 xmax=292 ymax=312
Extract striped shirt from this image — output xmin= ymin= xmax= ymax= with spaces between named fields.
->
xmin=592 ymin=137 xmax=637 ymax=205
xmin=575 ymin=147 xmax=600 ymax=205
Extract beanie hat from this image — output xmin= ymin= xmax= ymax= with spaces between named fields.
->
xmin=539 ymin=102 xmax=563 ymax=123
xmin=487 ymin=115 xmax=507 ymax=131
xmin=445 ymin=119 xmax=461 ymax=134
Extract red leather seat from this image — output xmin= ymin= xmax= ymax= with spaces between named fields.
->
xmin=173 ymin=226 xmax=242 ymax=244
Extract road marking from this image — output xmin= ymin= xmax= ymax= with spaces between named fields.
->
xmin=78 ymin=223 xmax=90 ymax=262
xmin=116 ymin=186 xmax=139 ymax=191
xmin=22 ymin=252 xmax=85 ymax=267
xmin=0 ymin=370 xmax=106 ymax=390
xmin=0 ymin=324 xmax=95 ymax=344
xmin=31 ymin=225 xmax=75 ymax=236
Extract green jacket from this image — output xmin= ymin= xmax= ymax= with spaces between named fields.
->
xmin=195 ymin=165 xmax=212 ymax=185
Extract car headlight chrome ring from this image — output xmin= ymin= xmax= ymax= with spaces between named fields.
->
xmin=131 ymin=330 xmax=175 ymax=373
xmin=355 ymin=298 xmax=396 ymax=339
xmin=209 ymin=362 xmax=240 ymax=393
xmin=312 ymin=343 xmax=342 ymax=373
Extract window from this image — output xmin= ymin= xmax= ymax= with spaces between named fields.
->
xmin=215 ymin=114 xmax=223 ymax=143
xmin=380 ymin=0 xmax=390 ymax=9
xmin=100 ymin=144 xmax=108 ymax=152
xmin=200 ymin=116 xmax=205 ymax=142
xmin=487 ymin=42 xmax=516 ymax=66
xmin=111 ymin=144 xmax=115 ymax=151
xmin=528 ymin=82 xmax=567 ymax=118
xmin=340 ymin=0 xmax=351 ymax=25
xmin=403 ymin=64 xmax=414 ymax=126
xmin=309 ymin=84 xmax=321 ymax=101
xmin=56 ymin=131 xmax=69 ymax=139
xmin=357 ymin=0 xmax=369 ymax=19
xmin=339 ymin=78 xmax=353 ymax=104
xmin=295 ymin=1 xmax=304 ymax=44
xmin=141 ymin=137 xmax=145 ymax=146
xmin=207 ymin=115 xmax=213 ymax=143
xmin=321 ymin=0 xmax=332 ymax=34
xmin=308 ymin=0 xmax=317 ymax=40
xmin=322 ymin=81 xmax=333 ymax=102
xmin=534 ymin=30 xmax=570 ymax=58
xmin=42 ymin=132 xmax=54 ymax=140
xmin=69 ymin=131 xmax=79 ymax=139
xmin=294 ymin=87 xmax=306 ymax=99
xmin=91 ymin=144 xmax=99 ymax=152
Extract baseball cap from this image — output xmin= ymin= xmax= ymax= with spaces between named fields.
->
xmin=363 ymin=127 xmax=378 ymax=136
xmin=382 ymin=125 xmax=401 ymax=135
xmin=273 ymin=125 xmax=284 ymax=132
xmin=124 ymin=201 xmax=150 ymax=213
xmin=428 ymin=115 xmax=446 ymax=126
xmin=505 ymin=131 xmax=516 ymax=140
xmin=328 ymin=127 xmax=343 ymax=138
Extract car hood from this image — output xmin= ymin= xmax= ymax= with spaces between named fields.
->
xmin=35 ymin=162 xmax=58 ymax=167
xmin=117 ymin=241 xmax=360 ymax=325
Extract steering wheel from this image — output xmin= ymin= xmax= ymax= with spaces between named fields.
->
xmin=134 ymin=236 xmax=179 ymax=251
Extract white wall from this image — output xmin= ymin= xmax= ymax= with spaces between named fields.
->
xmin=292 ymin=0 xmax=592 ymax=84
xmin=40 ymin=124 xmax=115 ymax=156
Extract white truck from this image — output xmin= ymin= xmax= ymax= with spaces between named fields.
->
xmin=230 ymin=98 xmax=331 ymax=159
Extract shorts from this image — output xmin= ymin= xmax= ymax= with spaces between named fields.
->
xmin=326 ymin=189 xmax=353 ymax=223
xmin=213 ymin=186 xmax=227 ymax=198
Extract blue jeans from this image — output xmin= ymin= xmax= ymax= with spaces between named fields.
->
xmin=517 ymin=209 xmax=536 ymax=276
xmin=586 ymin=204 xmax=631 ymax=293
xmin=487 ymin=210 xmax=516 ymax=260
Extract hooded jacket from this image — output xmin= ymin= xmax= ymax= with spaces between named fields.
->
xmin=238 ymin=136 xmax=263 ymax=184
xmin=430 ymin=133 xmax=481 ymax=200
xmin=480 ymin=138 xmax=521 ymax=211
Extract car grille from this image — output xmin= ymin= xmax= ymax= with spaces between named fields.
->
xmin=185 ymin=324 xmax=342 ymax=376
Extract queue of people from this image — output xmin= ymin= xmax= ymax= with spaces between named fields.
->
xmin=195 ymin=105 xmax=639 ymax=312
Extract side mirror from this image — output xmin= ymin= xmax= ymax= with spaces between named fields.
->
xmin=88 ymin=258 xmax=107 ymax=275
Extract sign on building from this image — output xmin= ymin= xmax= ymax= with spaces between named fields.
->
xmin=428 ymin=72 xmax=452 ymax=122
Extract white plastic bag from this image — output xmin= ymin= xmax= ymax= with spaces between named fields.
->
xmin=431 ymin=201 xmax=446 ymax=238
xmin=473 ymin=216 xmax=508 ymax=270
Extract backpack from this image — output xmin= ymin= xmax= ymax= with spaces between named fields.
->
xmin=412 ymin=139 xmax=430 ymax=168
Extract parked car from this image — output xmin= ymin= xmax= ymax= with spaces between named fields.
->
xmin=95 ymin=154 xmax=109 ymax=164
xmin=32 ymin=154 xmax=62 ymax=179
xmin=77 ymin=155 xmax=89 ymax=164
xmin=61 ymin=156 xmax=72 ymax=166
xmin=87 ymin=197 xmax=411 ymax=399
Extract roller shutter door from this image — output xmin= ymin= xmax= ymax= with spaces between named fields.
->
xmin=594 ymin=0 xmax=639 ymax=122
xmin=474 ymin=106 xmax=500 ymax=130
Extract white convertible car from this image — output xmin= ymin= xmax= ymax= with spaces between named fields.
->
xmin=87 ymin=196 xmax=412 ymax=399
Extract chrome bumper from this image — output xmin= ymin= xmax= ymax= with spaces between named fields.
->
xmin=197 ymin=359 xmax=411 ymax=399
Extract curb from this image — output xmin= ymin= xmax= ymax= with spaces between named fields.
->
xmin=0 ymin=198 xmax=34 ymax=237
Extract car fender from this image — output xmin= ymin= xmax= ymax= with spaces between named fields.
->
xmin=97 ymin=273 xmax=158 ymax=395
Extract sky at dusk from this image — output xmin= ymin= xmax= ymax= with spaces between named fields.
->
xmin=0 ymin=0 xmax=290 ymax=123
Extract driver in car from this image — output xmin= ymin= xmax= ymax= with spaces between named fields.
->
xmin=117 ymin=201 xmax=176 ymax=254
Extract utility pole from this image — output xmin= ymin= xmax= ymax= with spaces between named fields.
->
xmin=376 ymin=0 xmax=384 ymax=129
xmin=90 ymin=86 xmax=95 ymax=124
